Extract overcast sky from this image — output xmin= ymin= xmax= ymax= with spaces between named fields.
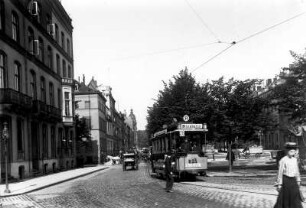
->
xmin=61 ymin=0 xmax=306 ymax=130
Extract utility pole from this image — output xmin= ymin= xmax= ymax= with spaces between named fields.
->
xmin=229 ymin=122 xmax=234 ymax=173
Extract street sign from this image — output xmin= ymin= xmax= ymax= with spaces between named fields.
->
xmin=183 ymin=115 xmax=189 ymax=122
xmin=179 ymin=123 xmax=203 ymax=130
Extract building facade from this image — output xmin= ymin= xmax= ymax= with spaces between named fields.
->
xmin=0 ymin=0 xmax=75 ymax=180
xmin=74 ymin=77 xmax=107 ymax=164
xmin=75 ymin=76 xmax=138 ymax=160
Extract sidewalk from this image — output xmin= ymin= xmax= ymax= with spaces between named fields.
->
xmin=0 ymin=164 xmax=111 ymax=197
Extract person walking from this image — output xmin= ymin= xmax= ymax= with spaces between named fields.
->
xmin=164 ymin=150 xmax=175 ymax=193
xmin=226 ymin=149 xmax=235 ymax=166
xmin=274 ymin=142 xmax=303 ymax=208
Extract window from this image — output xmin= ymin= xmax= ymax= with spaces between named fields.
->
xmin=30 ymin=71 xmax=36 ymax=98
xmin=0 ymin=0 xmax=4 ymax=31
xmin=38 ymin=37 xmax=44 ymax=62
xmin=51 ymin=126 xmax=56 ymax=158
xmin=42 ymin=124 xmax=48 ymax=158
xmin=14 ymin=62 xmax=21 ymax=91
xmin=17 ymin=119 xmax=23 ymax=152
xmin=0 ymin=52 xmax=6 ymax=88
xmin=68 ymin=65 xmax=72 ymax=78
xmin=49 ymin=82 xmax=54 ymax=105
xmin=28 ymin=27 xmax=34 ymax=53
xmin=12 ymin=11 xmax=19 ymax=42
xmin=61 ymin=32 xmax=65 ymax=48
xmin=56 ymin=54 xmax=60 ymax=75
xmin=67 ymin=39 xmax=70 ymax=56
xmin=85 ymin=101 xmax=90 ymax=109
xmin=64 ymin=92 xmax=70 ymax=116
xmin=55 ymin=24 xmax=59 ymax=42
xmin=40 ymin=77 xmax=46 ymax=102
xmin=62 ymin=60 xmax=66 ymax=77
xmin=58 ymin=88 xmax=61 ymax=109
xmin=47 ymin=46 xmax=53 ymax=69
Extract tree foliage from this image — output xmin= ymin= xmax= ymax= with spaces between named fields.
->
xmin=146 ymin=68 xmax=272 ymax=143
xmin=271 ymin=51 xmax=306 ymax=125
xmin=75 ymin=114 xmax=91 ymax=142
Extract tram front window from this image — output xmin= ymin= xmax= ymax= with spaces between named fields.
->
xmin=177 ymin=133 xmax=203 ymax=153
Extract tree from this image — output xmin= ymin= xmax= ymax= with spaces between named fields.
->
xmin=271 ymin=50 xmax=306 ymax=125
xmin=146 ymin=68 xmax=272 ymax=145
xmin=75 ymin=114 xmax=91 ymax=142
xmin=146 ymin=68 xmax=211 ymax=135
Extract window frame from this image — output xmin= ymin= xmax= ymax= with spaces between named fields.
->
xmin=40 ymin=76 xmax=46 ymax=102
xmin=14 ymin=61 xmax=21 ymax=92
xmin=0 ymin=51 xmax=7 ymax=88
xmin=38 ymin=37 xmax=44 ymax=62
xmin=0 ymin=0 xmax=5 ymax=31
xmin=47 ymin=46 xmax=53 ymax=69
xmin=49 ymin=82 xmax=54 ymax=105
xmin=11 ymin=11 xmax=19 ymax=42
xmin=28 ymin=27 xmax=34 ymax=53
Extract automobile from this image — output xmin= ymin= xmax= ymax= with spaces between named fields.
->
xmin=122 ymin=152 xmax=138 ymax=171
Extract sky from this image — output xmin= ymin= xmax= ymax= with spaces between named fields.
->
xmin=61 ymin=0 xmax=306 ymax=130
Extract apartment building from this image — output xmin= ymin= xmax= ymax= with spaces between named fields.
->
xmin=0 ymin=0 xmax=75 ymax=180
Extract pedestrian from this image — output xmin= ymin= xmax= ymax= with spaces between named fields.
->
xmin=274 ymin=142 xmax=303 ymax=208
xmin=164 ymin=149 xmax=175 ymax=193
xmin=226 ymin=150 xmax=235 ymax=166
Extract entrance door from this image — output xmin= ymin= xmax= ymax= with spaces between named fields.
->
xmin=31 ymin=122 xmax=39 ymax=171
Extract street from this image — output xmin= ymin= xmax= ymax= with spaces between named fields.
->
xmin=3 ymin=162 xmax=277 ymax=208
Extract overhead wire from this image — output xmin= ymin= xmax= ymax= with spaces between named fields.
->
xmin=191 ymin=11 xmax=306 ymax=73
xmin=191 ymin=44 xmax=235 ymax=73
xmin=111 ymin=41 xmax=224 ymax=61
xmin=184 ymin=0 xmax=220 ymax=42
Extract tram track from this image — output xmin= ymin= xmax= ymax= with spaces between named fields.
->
xmin=143 ymin=160 xmax=280 ymax=197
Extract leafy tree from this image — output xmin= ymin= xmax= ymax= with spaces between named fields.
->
xmin=271 ymin=51 xmax=306 ymax=125
xmin=75 ymin=114 xmax=91 ymax=142
xmin=146 ymin=69 xmax=272 ymax=145
xmin=146 ymin=68 xmax=209 ymax=135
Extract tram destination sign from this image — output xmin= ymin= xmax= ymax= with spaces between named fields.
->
xmin=178 ymin=124 xmax=203 ymax=130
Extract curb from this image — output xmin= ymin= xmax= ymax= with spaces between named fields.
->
xmin=1 ymin=166 xmax=110 ymax=198
xmin=207 ymin=174 xmax=276 ymax=177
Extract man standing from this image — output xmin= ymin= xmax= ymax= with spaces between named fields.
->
xmin=165 ymin=150 xmax=175 ymax=192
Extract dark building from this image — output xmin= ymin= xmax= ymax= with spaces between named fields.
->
xmin=0 ymin=0 xmax=75 ymax=180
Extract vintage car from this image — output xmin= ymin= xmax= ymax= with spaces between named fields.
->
xmin=122 ymin=153 xmax=138 ymax=171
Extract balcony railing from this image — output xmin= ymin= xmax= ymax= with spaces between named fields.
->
xmin=48 ymin=105 xmax=62 ymax=120
xmin=33 ymin=100 xmax=61 ymax=121
xmin=0 ymin=88 xmax=32 ymax=109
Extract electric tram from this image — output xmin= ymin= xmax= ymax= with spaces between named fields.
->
xmin=150 ymin=122 xmax=208 ymax=180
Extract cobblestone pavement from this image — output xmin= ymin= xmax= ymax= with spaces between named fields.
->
xmin=0 ymin=194 xmax=43 ymax=208
xmin=2 ymin=162 xmax=305 ymax=208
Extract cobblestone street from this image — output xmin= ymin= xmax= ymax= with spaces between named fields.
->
xmin=20 ymin=163 xmax=282 ymax=208
xmin=2 ymin=162 xmax=306 ymax=208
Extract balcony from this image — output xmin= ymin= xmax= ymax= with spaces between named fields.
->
xmin=0 ymin=88 xmax=32 ymax=113
xmin=33 ymin=100 xmax=61 ymax=121
xmin=48 ymin=105 xmax=62 ymax=121
xmin=62 ymin=78 xmax=74 ymax=86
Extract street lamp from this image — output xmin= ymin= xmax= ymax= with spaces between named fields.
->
xmin=228 ymin=121 xmax=234 ymax=173
xmin=203 ymin=123 xmax=208 ymax=151
xmin=258 ymin=130 xmax=263 ymax=147
xmin=2 ymin=122 xmax=10 ymax=193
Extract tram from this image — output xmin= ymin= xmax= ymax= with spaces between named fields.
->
xmin=150 ymin=122 xmax=208 ymax=180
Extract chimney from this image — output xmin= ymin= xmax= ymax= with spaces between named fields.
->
xmin=82 ymin=74 xmax=85 ymax=84
xmin=78 ymin=76 xmax=80 ymax=83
